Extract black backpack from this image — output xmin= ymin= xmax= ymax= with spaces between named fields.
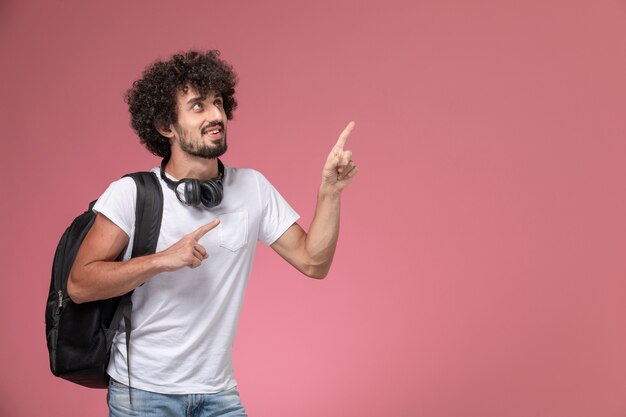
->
xmin=46 ymin=171 xmax=163 ymax=388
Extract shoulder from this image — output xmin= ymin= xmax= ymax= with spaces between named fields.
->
xmin=223 ymin=165 xmax=272 ymax=188
xmin=91 ymin=175 xmax=143 ymax=236
xmin=98 ymin=170 xmax=158 ymax=198
xmin=224 ymin=165 xmax=269 ymax=183
xmin=96 ymin=176 xmax=137 ymax=200
xmin=109 ymin=175 xmax=138 ymax=192
xmin=95 ymin=177 xmax=137 ymax=204
xmin=224 ymin=165 xmax=263 ymax=179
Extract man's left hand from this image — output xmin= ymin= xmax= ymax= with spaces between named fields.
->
xmin=321 ymin=121 xmax=358 ymax=193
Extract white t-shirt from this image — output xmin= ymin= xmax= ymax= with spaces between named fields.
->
xmin=93 ymin=165 xmax=299 ymax=394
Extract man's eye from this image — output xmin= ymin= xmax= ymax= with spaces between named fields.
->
xmin=215 ymin=99 xmax=223 ymax=107
xmin=192 ymin=103 xmax=203 ymax=111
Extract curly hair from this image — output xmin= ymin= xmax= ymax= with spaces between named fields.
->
xmin=125 ymin=50 xmax=238 ymax=158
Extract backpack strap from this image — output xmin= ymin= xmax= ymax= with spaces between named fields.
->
xmin=129 ymin=171 xmax=164 ymax=258
xmin=107 ymin=171 xmax=163 ymax=401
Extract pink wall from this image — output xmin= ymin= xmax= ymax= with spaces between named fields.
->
xmin=1 ymin=0 xmax=625 ymax=415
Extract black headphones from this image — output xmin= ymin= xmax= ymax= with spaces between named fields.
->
xmin=160 ymin=157 xmax=225 ymax=209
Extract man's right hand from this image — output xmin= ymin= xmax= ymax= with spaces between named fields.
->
xmin=157 ymin=219 xmax=221 ymax=272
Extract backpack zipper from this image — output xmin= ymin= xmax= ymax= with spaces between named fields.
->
xmin=57 ymin=290 xmax=64 ymax=314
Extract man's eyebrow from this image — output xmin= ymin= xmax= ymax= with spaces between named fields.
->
xmin=186 ymin=95 xmax=204 ymax=105
xmin=185 ymin=93 xmax=222 ymax=105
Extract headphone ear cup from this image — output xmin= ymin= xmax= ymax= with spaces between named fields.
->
xmin=199 ymin=180 xmax=224 ymax=208
xmin=184 ymin=180 xmax=202 ymax=206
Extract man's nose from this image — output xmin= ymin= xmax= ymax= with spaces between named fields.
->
xmin=206 ymin=103 xmax=223 ymax=121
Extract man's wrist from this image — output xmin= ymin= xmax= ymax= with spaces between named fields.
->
xmin=318 ymin=182 xmax=342 ymax=199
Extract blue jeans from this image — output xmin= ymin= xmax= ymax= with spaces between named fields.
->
xmin=107 ymin=378 xmax=248 ymax=417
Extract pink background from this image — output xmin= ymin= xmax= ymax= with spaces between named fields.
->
xmin=1 ymin=0 xmax=626 ymax=416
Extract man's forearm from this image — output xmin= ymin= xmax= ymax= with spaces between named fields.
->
xmin=68 ymin=216 xmax=219 ymax=303
xmin=303 ymin=185 xmax=343 ymax=277
xmin=68 ymin=254 xmax=166 ymax=303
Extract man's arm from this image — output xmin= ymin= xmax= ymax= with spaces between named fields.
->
xmin=271 ymin=122 xmax=357 ymax=279
xmin=67 ymin=213 xmax=219 ymax=303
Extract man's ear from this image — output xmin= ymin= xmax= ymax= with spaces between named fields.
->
xmin=156 ymin=124 xmax=175 ymax=138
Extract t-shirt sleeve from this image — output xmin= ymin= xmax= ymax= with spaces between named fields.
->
xmin=255 ymin=171 xmax=300 ymax=246
xmin=92 ymin=176 xmax=137 ymax=238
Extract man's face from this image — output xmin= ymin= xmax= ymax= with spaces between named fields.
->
xmin=171 ymin=87 xmax=227 ymax=159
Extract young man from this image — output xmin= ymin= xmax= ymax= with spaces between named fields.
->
xmin=67 ymin=50 xmax=357 ymax=416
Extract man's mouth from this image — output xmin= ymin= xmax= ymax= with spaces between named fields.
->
xmin=202 ymin=123 xmax=224 ymax=136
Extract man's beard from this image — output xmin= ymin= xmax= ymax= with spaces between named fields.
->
xmin=175 ymin=124 xmax=228 ymax=159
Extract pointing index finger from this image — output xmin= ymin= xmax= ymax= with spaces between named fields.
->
xmin=190 ymin=219 xmax=220 ymax=241
xmin=334 ymin=121 xmax=356 ymax=150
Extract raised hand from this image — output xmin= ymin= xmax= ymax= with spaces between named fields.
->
xmin=322 ymin=121 xmax=358 ymax=193
xmin=158 ymin=219 xmax=220 ymax=271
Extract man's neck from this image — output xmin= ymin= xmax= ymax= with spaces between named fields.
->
xmin=165 ymin=152 xmax=220 ymax=181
